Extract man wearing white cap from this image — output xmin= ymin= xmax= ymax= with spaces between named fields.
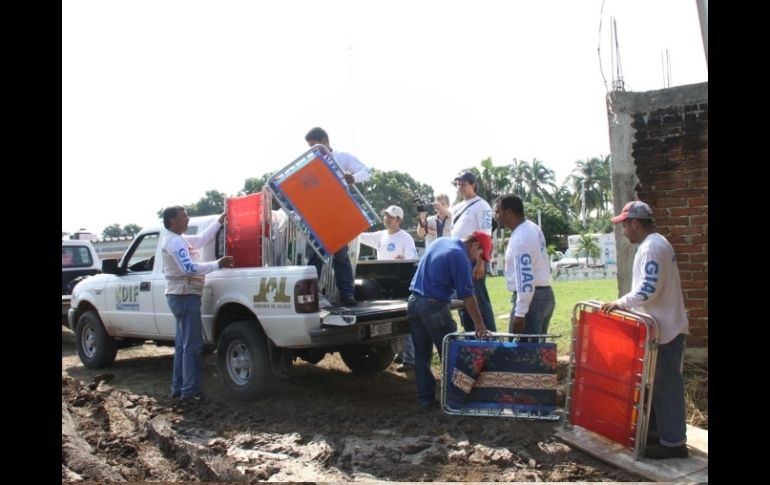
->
xmin=600 ymin=200 xmax=690 ymax=460
xmin=358 ymin=206 xmax=418 ymax=261
xmin=359 ymin=205 xmax=418 ymax=371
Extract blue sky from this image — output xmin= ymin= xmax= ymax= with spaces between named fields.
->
xmin=62 ymin=0 xmax=707 ymax=235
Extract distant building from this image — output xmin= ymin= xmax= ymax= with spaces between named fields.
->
xmin=91 ymin=236 xmax=135 ymax=260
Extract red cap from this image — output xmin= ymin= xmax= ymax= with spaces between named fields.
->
xmin=611 ymin=201 xmax=654 ymax=223
xmin=471 ymin=231 xmax=493 ymax=262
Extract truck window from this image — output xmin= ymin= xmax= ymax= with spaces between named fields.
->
xmin=125 ymin=233 xmax=159 ymax=272
xmin=62 ymin=246 xmax=94 ymax=268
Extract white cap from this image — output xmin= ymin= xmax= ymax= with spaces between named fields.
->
xmin=382 ymin=205 xmax=404 ymax=219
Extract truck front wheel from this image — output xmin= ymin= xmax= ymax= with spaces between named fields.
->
xmin=75 ymin=311 xmax=117 ymax=369
xmin=340 ymin=343 xmax=395 ymax=374
xmin=217 ymin=321 xmax=275 ymax=400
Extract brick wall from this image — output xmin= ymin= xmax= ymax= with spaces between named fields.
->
xmin=632 ymin=103 xmax=708 ymax=347
xmin=607 ymin=83 xmax=708 ymax=349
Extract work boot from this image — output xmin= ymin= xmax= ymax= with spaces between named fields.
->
xmin=645 ymin=444 xmax=688 ymax=459
xmin=340 ymin=295 xmax=357 ymax=306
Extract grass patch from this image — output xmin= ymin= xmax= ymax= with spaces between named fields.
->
xmin=485 ymin=275 xmax=618 ymax=354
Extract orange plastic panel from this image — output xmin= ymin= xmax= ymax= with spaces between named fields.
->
xmin=569 ymin=308 xmax=647 ymax=448
xmin=277 ymin=157 xmax=370 ymax=254
xmin=225 ymin=193 xmax=268 ymax=268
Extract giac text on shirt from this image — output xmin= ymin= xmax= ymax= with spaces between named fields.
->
xmin=634 ymin=261 xmax=659 ymax=301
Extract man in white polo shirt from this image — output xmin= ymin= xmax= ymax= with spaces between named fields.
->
xmin=494 ymin=194 xmax=555 ymax=338
xmin=450 ymin=171 xmax=496 ymax=332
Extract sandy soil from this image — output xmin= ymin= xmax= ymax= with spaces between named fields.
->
xmin=62 ymin=326 xmax=648 ymax=482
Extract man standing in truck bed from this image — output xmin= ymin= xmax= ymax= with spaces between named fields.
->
xmin=305 ymin=126 xmax=371 ymax=307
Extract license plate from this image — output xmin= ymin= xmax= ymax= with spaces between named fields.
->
xmin=369 ymin=322 xmax=393 ymax=337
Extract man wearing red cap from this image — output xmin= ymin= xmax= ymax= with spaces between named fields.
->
xmin=494 ymin=194 xmax=555 ymax=338
xmin=406 ymin=231 xmax=491 ymax=410
xmin=601 ymin=200 xmax=690 ymax=460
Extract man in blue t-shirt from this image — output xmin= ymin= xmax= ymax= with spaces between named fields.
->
xmin=407 ymin=231 xmax=491 ymax=410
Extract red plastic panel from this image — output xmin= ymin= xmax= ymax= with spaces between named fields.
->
xmin=276 ymin=157 xmax=370 ymax=254
xmin=569 ymin=308 xmax=647 ymax=448
xmin=225 ymin=193 xmax=268 ymax=268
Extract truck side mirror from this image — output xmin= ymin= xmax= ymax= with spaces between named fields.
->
xmin=102 ymin=259 xmax=120 ymax=274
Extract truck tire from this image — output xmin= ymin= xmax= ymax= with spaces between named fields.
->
xmin=340 ymin=343 xmax=395 ymax=374
xmin=217 ymin=321 xmax=275 ymax=400
xmin=75 ymin=311 xmax=117 ymax=369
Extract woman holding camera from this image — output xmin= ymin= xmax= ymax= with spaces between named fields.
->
xmin=416 ymin=193 xmax=453 ymax=247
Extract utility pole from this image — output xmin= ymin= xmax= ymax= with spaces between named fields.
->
xmin=581 ymin=179 xmax=587 ymax=228
xmin=695 ymin=0 xmax=708 ymax=66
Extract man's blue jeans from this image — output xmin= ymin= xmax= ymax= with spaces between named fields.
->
xmin=509 ymin=286 xmax=556 ymax=335
xmin=408 ymin=294 xmax=457 ymax=407
xmin=459 ymin=274 xmax=497 ymax=332
xmin=309 ymin=245 xmax=355 ymax=299
xmin=648 ymin=333 xmax=688 ymax=447
xmin=167 ymin=294 xmax=204 ymax=398
xmin=396 ymin=334 xmax=415 ymax=365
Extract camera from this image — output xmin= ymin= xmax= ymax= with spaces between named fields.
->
xmin=414 ymin=197 xmax=432 ymax=213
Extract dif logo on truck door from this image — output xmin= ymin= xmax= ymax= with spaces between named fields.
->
xmin=253 ymin=277 xmax=291 ymax=309
xmin=115 ymin=284 xmax=140 ymax=310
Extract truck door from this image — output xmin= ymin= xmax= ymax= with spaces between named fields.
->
xmin=103 ymin=233 xmax=161 ymax=335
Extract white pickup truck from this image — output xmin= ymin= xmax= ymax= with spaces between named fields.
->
xmin=67 ymin=212 xmax=415 ymax=400
xmin=62 ymin=239 xmax=101 ymax=325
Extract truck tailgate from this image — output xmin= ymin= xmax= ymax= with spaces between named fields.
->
xmin=311 ymin=299 xmax=464 ymax=347
xmin=321 ymin=300 xmax=409 ymax=326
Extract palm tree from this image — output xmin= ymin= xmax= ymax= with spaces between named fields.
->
xmin=509 ymin=158 xmax=531 ymax=200
xmin=595 ymin=154 xmax=613 ymax=214
xmin=576 ymin=234 xmax=601 ymax=266
xmin=568 ymin=156 xmax=610 ymax=225
xmin=525 ymin=158 xmax=558 ymax=204
xmin=552 ymin=185 xmax=576 ymax=219
xmin=465 ymin=158 xmax=511 ymax=203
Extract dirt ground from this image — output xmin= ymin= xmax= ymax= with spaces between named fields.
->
xmin=62 ymin=326 xmax=705 ymax=482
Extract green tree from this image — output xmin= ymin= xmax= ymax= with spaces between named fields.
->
xmin=509 ymin=158 xmax=531 ymax=200
xmin=546 ymin=243 xmax=559 ymax=257
xmin=157 ymin=189 xmax=228 ymax=219
xmin=523 ymin=200 xmax=571 ymax=248
xmin=552 ymin=185 xmax=576 ymax=219
xmin=102 ymin=224 xmax=126 ymax=238
xmin=187 ymin=190 xmax=226 ymax=216
xmin=586 ymin=213 xmax=613 ymax=234
xmin=568 ymin=156 xmax=612 ymax=226
xmin=240 ymin=173 xmax=272 ymax=195
xmin=472 ymin=157 xmax=512 ymax=203
xmin=576 ymin=233 xmax=601 ymax=266
xmin=525 ymin=158 xmax=557 ymax=203
xmin=122 ymin=224 xmax=142 ymax=236
xmin=359 ymin=170 xmax=434 ymax=230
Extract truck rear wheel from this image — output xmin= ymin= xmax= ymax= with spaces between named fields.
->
xmin=217 ymin=321 xmax=275 ymax=400
xmin=75 ymin=311 xmax=118 ymax=369
xmin=340 ymin=343 xmax=395 ymax=374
